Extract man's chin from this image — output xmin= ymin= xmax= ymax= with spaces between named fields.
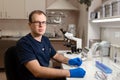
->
xmin=38 ymin=33 xmax=45 ymax=36
xmin=34 ymin=33 xmax=43 ymax=36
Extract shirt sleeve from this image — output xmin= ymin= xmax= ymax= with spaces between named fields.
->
xmin=44 ymin=37 xmax=56 ymax=58
xmin=49 ymin=42 xmax=56 ymax=57
xmin=16 ymin=40 xmax=36 ymax=64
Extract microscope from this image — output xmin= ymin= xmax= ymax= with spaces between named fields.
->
xmin=60 ymin=28 xmax=82 ymax=54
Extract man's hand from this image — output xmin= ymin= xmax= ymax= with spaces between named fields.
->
xmin=69 ymin=68 xmax=86 ymax=78
xmin=68 ymin=57 xmax=82 ymax=66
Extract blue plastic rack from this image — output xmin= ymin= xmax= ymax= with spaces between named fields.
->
xmin=95 ymin=61 xmax=112 ymax=74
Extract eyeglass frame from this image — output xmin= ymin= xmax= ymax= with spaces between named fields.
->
xmin=95 ymin=71 xmax=107 ymax=80
xmin=31 ymin=21 xmax=46 ymax=26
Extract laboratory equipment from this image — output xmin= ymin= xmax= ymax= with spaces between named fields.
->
xmin=114 ymin=52 xmax=117 ymax=63
xmin=90 ymin=41 xmax=110 ymax=56
xmin=64 ymin=32 xmax=82 ymax=49
xmin=95 ymin=71 xmax=107 ymax=80
xmin=100 ymin=41 xmax=110 ymax=56
xmin=90 ymin=41 xmax=112 ymax=74
xmin=95 ymin=61 xmax=112 ymax=74
xmin=60 ymin=28 xmax=82 ymax=54
xmin=90 ymin=42 xmax=100 ymax=56
xmin=68 ymin=24 xmax=76 ymax=36
xmin=53 ymin=16 xmax=61 ymax=24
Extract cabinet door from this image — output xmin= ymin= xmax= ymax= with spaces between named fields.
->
xmin=0 ymin=0 xmax=3 ymax=18
xmin=4 ymin=0 xmax=25 ymax=19
xmin=25 ymin=0 xmax=46 ymax=19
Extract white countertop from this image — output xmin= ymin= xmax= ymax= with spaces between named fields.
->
xmin=58 ymin=50 xmax=120 ymax=80
xmin=0 ymin=37 xmax=20 ymax=41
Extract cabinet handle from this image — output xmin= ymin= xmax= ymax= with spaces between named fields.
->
xmin=27 ymin=12 xmax=28 ymax=18
xmin=5 ymin=12 xmax=7 ymax=18
xmin=0 ymin=12 xmax=2 ymax=18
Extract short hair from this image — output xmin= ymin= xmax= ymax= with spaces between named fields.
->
xmin=29 ymin=10 xmax=46 ymax=23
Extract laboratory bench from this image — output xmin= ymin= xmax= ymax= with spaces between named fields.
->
xmin=50 ymin=40 xmax=71 ymax=50
xmin=0 ymin=38 xmax=68 ymax=69
xmin=0 ymin=40 xmax=16 ymax=69
xmin=57 ymin=50 xmax=120 ymax=80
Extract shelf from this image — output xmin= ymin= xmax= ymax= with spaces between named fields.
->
xmin=47 ymin=22 xmax=60 ymax=24
xmin=47 ymin=15 xmax=65 ymax=17
xmin=90 ymin=16 xmax=120 ymax=28
xmin=91 ymin=0 xmax=120 ymax=20
xmin=91 ymin=16 xmax=120 ymax=23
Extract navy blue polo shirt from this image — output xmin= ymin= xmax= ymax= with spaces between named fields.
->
xmin=16 ymin=33 xmax=56 ymax=80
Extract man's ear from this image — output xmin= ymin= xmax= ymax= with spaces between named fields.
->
xmin=28 ymin=22 xmax=31 ymax=26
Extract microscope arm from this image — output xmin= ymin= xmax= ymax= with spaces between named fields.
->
xmin=64 ymin=32 xmax=82 ymax=49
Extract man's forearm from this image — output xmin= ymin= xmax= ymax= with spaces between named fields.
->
xmin=53 ymin=53 xmax=69 ymax=64
xmin=37 ymin=66 xmax=70 ymax=78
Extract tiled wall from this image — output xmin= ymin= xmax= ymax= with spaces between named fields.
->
xmin=101 ymin=27 xmax=120 ymax=45
xmin=46 ymin=10 xmax=79 ymax=38
xmin=0 ymin=19 xmax=29 ymax=37
xmin=0 ymin=10 xmax=79 ymax=38
xmin=0 ymin=0 xmax=80 ymax=39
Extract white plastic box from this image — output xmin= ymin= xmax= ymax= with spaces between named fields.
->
xmin=102 ymin=1 xmax=112 ymax=17
xmin=99 ymin=6 xmax=104 ymax=18
xmin=111 ymin=0 xmax=120 ymax=16
xmin=105 ymin=4 xmax=111 ymax=17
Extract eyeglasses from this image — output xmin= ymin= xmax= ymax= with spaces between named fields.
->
xmin=31 ymin=21 xmax=46 ymax=26
xmin=95 ymin=71 xmax=107 ymax=80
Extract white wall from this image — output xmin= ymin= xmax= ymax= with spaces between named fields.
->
xmin=88 ymin=0 xmax=120 ymax=47
xmin=101 ymin=27 xmax=120 ymax=45
xmin=87 ymin=0 xmax=102 ymax=47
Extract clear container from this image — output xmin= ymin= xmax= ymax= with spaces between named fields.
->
xmin=111 ymin=0 xmax=120 ymax=16
xmin=68 ymin=24 xmax=76 ymax=36
xmin=104 ymin=4 xmax=111 ymax=17
xmin=99 ymin=6 xmax=104 ymax=18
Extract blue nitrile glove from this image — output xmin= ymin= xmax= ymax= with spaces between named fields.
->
xmin=68 ymin=57 xmax=82 ymax=66
xmin=69 ymin=68 xmax=86 ymax=78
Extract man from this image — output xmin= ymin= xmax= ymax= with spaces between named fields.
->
xmin=16 ymin=10 xmax=86 ymax=80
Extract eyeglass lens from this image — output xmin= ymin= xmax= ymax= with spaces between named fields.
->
xmin=32 ymin=21 xmax=46 ymax=26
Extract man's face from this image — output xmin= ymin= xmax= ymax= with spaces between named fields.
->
xmin=29 ymin=13 xmax=47 ymax=36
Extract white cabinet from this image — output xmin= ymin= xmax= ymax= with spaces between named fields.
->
xmin=0 ymin=0 xmax=25 ymax=19
xmin=5 ymin=0 xmax=25 ymax=19
xmin=88 ymin=0 xmax=120 ymax=48
xmin=91 ymin=0 xmax=120 ymax=20
xmin=90 ymin=0 xmax=120 ymax=25
xmin=25 ymin=0 xmax=46 ymax=19
xmin=0 ymin=0 xmax=46 ymax=19
xmin=0 ymin=0 xmax=4 ymax=18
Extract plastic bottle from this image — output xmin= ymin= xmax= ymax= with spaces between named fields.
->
xmin=114 ymin=52 xmax=117 ymax=63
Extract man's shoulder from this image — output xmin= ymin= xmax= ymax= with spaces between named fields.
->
xmin=42 ymin=35 xmax=49 ymax=41
xmin=17 ymin=34 xmax=31 ymax=43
